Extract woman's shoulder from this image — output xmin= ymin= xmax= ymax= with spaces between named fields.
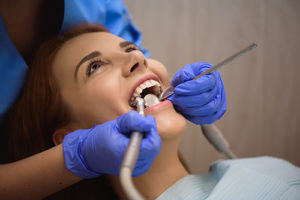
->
xmin=207 ymin=156 xmax=300 ymax=199
xmin=210 ymin=156 xmax=300 ymax=183
xmin=157 ymin=157 xmax=300 ymax=200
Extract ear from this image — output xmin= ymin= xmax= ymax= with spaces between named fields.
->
xmin=52 ymin=128 xmax=72 ymax=145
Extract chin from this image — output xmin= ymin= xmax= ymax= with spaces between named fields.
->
xmin=146 ymin=101 xmax=186 ymax=140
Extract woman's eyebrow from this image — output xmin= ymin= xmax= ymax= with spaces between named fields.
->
xmin=119 ymin=41 xmax=138 ymax=49
xmin=74 ymin=50 xmax=101 ymax=79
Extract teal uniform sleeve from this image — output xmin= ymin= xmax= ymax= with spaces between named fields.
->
xmin=157 ymin=157 xmax=300 ymax=200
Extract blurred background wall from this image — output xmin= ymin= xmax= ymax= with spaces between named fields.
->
xmin=124 ymin=0 xmax=300 ymax=174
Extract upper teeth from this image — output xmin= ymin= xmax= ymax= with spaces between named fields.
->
xmin=130 ymin=79 xmax=161 ymax=103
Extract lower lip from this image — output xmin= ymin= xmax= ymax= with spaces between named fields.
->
xmin=145 ymin=100 xmax=172 ymax=113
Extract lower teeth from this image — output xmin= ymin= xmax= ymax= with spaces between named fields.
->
xmin=144 ymin=94 xmax=161 ymax=107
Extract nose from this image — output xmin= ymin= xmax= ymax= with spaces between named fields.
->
xmin=121 ymin=50 xmax=148 ymax=77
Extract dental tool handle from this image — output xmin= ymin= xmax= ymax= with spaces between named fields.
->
xmin=120 ymin=97 xmax=145 ymax=200
xmin=120 ymin=167 xmax=143 ymax=200
xmin=201 ymin=124 xmax=237 ymax=159
xmin=193 ymin=43 xmax=257 ymax=79
xmin=159 ymin=43 xmax=257 ymax=100
xmin=121 ymin=131 xmax=143 ymax=169
xmin=121 ymin=97 xmax=145 ymax=169
xmin=120 ymin=131 xmax=144 ymax=200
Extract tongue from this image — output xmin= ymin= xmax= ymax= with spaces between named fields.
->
xmin=144 ymin=94 xmax=160 ymax=107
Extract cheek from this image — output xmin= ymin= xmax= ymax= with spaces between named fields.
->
xmin=147 ymin=59 xmax=171 ymax=87
xmin=65 ymin=77 xmax=126 ymax=127
xmin=85 ymin=80 xmax=124 ymax=121
xmin=148 ymin=106 xmax=186 ymax=140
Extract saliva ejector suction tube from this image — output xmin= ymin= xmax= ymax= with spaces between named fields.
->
xmin=120 ymin=97 xmax=146 ymax=200
xmin=120 ymin=94 xmax=160 ymax=200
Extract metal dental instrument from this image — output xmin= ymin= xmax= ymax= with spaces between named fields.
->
xmin=159 ymin=43 xmax=257 ymax=159
xmin=119 ymin=43 xmax=257 ymax=199
xmin=120 ymin=97 xmax=145 ymax=200
xmin=159 ymin=43 xmax=257 ymax=101
xmin=144 ymin=94 xmax=160 ymax=107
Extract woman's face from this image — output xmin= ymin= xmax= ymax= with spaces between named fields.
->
xmin=52 ymin=32 xmax=186 ymax=139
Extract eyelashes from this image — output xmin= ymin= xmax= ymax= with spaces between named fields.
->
xmin=124 ymin=44 xmax=140 ymax=53
xmin=86 ymin=59 xmax=105 ymax=77
xmin=86 ymin=45 xmax=142 ymax=77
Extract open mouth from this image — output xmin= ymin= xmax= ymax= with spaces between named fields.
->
xmin=129 ymin=79 xmax=162 ymax=108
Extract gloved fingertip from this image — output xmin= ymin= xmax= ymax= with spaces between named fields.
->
xmin=166 ymin=96 xmax=175 ymax=104
xmin=140 ymin=129 xmax=161 ymax=156
xmin=198 ymin=73 xmax=216 ymax=86
xmin=131 ymin=116 xmax=156 ymax=133
xmin=127 ymin=110 xmax=140 ymax=118
xmin=145 ymin=115 xmax=156 ymax=124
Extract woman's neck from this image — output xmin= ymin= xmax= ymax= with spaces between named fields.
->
xmin=133 ymin=149 xmax=189 ymax=199
xmin=109 ymin=139 xmax=189 ymax=200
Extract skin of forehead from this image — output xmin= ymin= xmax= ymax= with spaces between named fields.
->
xmin=60 ymin=32 xmax=123 ymax=57
xmin=52 ymin=32 xmax=123 ymax=81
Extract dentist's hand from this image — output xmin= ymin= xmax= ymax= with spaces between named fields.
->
xmin=168 ymin=62 xmax=227 ymax=124
xmin=63 ymin=111 xmax=161 ymax=178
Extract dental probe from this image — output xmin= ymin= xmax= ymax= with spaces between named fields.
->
xmin=158 ymin=43 xmax=257 ymax=159
xmin=159 ymin=43 xmax=257 ymax=101
xmin=120 ymin=97 xmax=145 ymax=200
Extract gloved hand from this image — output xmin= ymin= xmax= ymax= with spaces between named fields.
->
xmin=63 ymin=111 xmax=161 ymax=178
xmin=168 ymin=62 xmax=227 ymax=124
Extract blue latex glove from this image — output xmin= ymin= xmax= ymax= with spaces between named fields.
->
xmin=168 ymin=62 xmax=227 ymax=124
xmin=63 ymin=111 xmax=161 ymax=178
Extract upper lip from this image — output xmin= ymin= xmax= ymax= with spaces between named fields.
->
xmin=128 ymin=74 xmax=161 ymax=106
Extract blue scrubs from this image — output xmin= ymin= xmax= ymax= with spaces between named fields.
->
xmin=0 ymin=0 xmax=149 ymax=122
xmin=157 ymin=157 xmax=300 ymax=200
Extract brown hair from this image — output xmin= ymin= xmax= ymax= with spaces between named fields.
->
xmin=0 ymin=23 xmax=118 ymax=199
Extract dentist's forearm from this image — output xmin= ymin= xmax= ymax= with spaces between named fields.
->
xmin=0 ymin=144 xmax=82 ymax=199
